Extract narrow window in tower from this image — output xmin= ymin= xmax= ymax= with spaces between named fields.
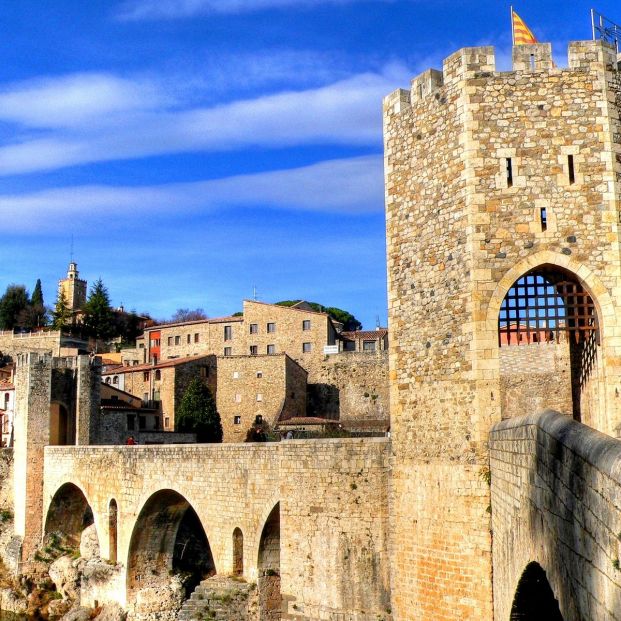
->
xmin=568 ymin=155 xmax=575 ymax=185
xmin=506 ymin=158 xmax=513 ymax=188
xmin=540 ymin=208 xmax=547 ymax=232
xmin=418 ymin=83 xmax=423 ymax=99
xmin=529 ymin=54 xmax=535 ymax=71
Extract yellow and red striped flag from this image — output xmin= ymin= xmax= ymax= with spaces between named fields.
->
xmin=512 ymin=9 xmax=538 ymax=45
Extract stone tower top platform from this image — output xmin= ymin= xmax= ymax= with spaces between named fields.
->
xmin=384 ymin=40 xmax=620 ymax=112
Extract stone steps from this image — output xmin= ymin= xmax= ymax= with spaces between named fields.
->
xmin=177 ymin=575 xmax=257 ymax=621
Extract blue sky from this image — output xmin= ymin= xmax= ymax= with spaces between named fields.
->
xmin=0 ymin=0 xmax=618 ymax=328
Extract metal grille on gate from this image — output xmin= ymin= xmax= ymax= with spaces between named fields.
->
xmin=498 ymin=269 xmax=598 ymax=347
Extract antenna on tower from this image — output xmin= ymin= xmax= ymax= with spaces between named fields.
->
xmin=253 ymin=285 xmax=258 ymax=301
xmin=70 ymin=234 xmax=74 ymax=263
xmin=376 ymin=315 xmax=381 ymax=330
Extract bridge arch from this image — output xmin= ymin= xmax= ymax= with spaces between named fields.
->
xmin=126 ymin=489 xmax=215 ymax=614
xmin=483 ymin=252 xmax=617 ymax=433
xmin=44 ymin=482 xmax=97 ymax=550
xmin=510 ymin=561 xmax=563 ymax=620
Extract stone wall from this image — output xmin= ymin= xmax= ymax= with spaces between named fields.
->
xmin=42 ymin=438 xmax=390 ymax=619
xmin=0 ymin=331 xmax=63 ymax=358
xmin=499 ymin=342 xmax=573 ymax=419
xmin=307 ymin=351 xmax=388 ymax=424
xmin=490 ymin=410 xmax=621 ymax=620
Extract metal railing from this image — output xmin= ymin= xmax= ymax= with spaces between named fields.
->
xmin=592 ymin=9 xmax=621 ymax=53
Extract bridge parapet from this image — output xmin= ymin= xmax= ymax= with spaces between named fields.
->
xmin=490 ymin=411 xmax=621 ymax=621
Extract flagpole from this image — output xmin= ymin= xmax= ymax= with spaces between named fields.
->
xmin=510 ymin=5 xmax=515 ymax=46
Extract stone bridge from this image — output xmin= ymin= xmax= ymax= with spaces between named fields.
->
xmin=41 ymin=438 xmax=391 ymax=619
xmin=490 ymin=410 xmax=621 ymax=621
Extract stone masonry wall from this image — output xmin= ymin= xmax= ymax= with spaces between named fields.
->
xmin=490 ymin=410 xmax=621 ymax=620
xmin=499 ymin=342 xmax=573 ymax=419
xmin=307 ymin=351 xmax=388 ymax=424
xmin=384 ymin=48 xmax=493 ymax=621
xmin=42 ymin=439 xmax=390 ymax=620
xmin=0 ymin=331 xmax=63 ymax=358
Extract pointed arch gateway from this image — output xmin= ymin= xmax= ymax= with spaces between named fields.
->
xmin=497 ymin=264 xmax=602 ymax=425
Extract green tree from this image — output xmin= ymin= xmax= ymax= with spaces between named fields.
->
xmin=116 ymin=310 xmax=142 ymax=344
xmin=275 ymin=300 xmax=363 ymax=331
xmin=82 ymin=278 xmax=116 ymax=340
xmin=176 ymin=378 xmax=223 ymax=443
xmin=22 ymin=278 xmax=47 ymax=328
xmin=52 ymin=290 xmax=72 ymax=330
xmin=0 ymin=285 xmax=29 ymax=330
xmin=31 ymin=279 xmax=43 ymax=308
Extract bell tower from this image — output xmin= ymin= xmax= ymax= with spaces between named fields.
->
xmin=58 ymin=261 xmax=87 ymax=311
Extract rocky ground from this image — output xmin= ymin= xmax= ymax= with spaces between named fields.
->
xmin=0 ymin=523 xmax=126 ymax=621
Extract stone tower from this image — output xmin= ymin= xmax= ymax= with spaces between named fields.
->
xmin=58 ymin=261 xmax=87 ymax=311
xmin=12 ymin=354 xmax=100 ymax=569
xmin=384 ymin=41 xmax=621 ymax=620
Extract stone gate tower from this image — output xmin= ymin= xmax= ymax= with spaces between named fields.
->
xmin=384 ymin=41 xmax=621 ymax=619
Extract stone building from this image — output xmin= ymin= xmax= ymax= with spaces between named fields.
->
xmin=99 ymin=383 xmax=196 ymax=445
xmin=384 ymin=39 xmax=621 ymax=620
xmin=339 ymin=328 xmax=388 ymax=353
xmin=134 ymin=300 xmax=388 ymax=428
xmin=102 ymin=355 xmax=216 ymax=431
xmin=216 ymin=353 xmax=307 ymax=442
xmin=58 ymin=262 xmax=87 ymax=312
xmin=0 ymin=379 xmax=14 ymax=447
xmin=139 ymin=300 xmax=339 ymax=375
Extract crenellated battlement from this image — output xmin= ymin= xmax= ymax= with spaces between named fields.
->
xmin=384 ymin=39 xmax=620 ymax=112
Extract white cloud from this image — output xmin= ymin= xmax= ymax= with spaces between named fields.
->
xmin=0 ymin=155 xmax=383 ymax=232
xmin=118 ymin=0 xmax=384 ymax=20
xmin=0 ymin=73 xmax=167 ymax=129
xmin=0 ymin=66 xmax=408 ymax=175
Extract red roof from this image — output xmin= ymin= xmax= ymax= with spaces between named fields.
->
xmin=276 ymin=417 xmax=340 ymax=426
xmin=144 ymin=315 xmax=242 ymax=333
xmin=102 ymin=354 xmax=212 ymax=375
xmin=341 ymin=329 xmax=388 ymax=340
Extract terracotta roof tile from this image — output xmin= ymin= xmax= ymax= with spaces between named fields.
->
xmin=102 ymin=354 xmax=211 ymax=375
xmin=340 ymin=329 xmax=388 ymax=340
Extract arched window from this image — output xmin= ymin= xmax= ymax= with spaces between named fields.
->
xmin=109 ymin=499 xmax=118 ymax=563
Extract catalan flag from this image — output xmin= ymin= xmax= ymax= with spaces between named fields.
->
xmin=512 ymin=9 xmax=538 ymax=45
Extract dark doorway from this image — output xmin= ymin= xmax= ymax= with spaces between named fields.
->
xmin=510 ymin=562 xmax=564 ymax=620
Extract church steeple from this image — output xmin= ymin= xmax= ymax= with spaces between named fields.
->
xmin=59 ymin=261 xmax=87 ymax=311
